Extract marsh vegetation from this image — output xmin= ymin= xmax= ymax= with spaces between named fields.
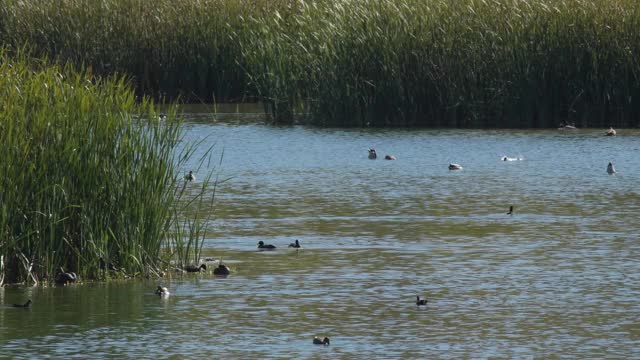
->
xmin=0 ymin=51 xmax=210 ymax=284
xmin=2 ymin=0 xmax=640 ymax=127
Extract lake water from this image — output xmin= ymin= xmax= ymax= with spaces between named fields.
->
xmin=2 ymin=118 xmax=639 ymax=358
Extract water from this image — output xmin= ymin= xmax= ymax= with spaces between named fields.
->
xmin=2 ymin=120 xmax=640 ymax=358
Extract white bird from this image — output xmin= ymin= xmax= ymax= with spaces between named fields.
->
xmin=448 ymin=163 xmax=463 ymax=170
xmin=605 ymin=127 xmax=616 ymax=136
xmin=607 ymin=162 xmax=616 ymax=175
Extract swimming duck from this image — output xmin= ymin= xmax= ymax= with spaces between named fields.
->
xmin=55 ymin=268 xmax=77 ymax=285
xmin=607 ymin=162 xmax=616 ymax=175
xmin=155 ymin=286 xmax=170 ymax=297
xmin=606 ymin=127 xmax=616 ymax=136
xmin=185 ymin=171 xmax=196 ymax=181
xmin=448 ymin=163 xmax=463 ymax=170
xmin=288 ymin=239 xmax=301 ymax=248
xmin=384 ymin=155 xmax=396 ymax=160
xmin=368 ymin=149 xmax=377 ymax=159
xmin=213 ymin=264 xmax=231 ymax=276
xmin=416 ymin=296 xmax=428 ymax=306
xmin=183 ymin=264 xmax=207 ymax=273
xmin=313 ymin=336 xmax=330 ymax=345
xmin=257 ymin=241 xmax=276 ymax=250
xmin=507 ymin=206 xmax=513 ymax=215
xmin=12 ymin=300 xmax=32 ymax=308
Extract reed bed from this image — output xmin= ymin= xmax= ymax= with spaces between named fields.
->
xmin=0 ymin=50 xmax=210 ymax=285
xmin=2 ymin=0 xmax=640 ymax=127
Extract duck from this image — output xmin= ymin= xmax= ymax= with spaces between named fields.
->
xmin=155 ymin=286 xmax=170 ymax=297
xmin=384 ymin=155 xmax=396 ymax=160
xmin=183 ymin=264 xmax=207 ymax=273
xmin=257 ymin=241 xmax=276 ymax=250
xmin=12 ymin=300 xmax=32 ymax=308
xmin=416 ymin=296 xmax=428 ymax=306
xmin=288 ymin=239 xmax=301 ymax=248
xmin=55 ymin=268 xmax=77 ymax=285
xmin=313 ymin=336 xmax=330 ymax=345
xmin=558 ymin=122 xmax=577 ymax=130
xmin=506 ymin=206 xmax=514 ymax=215
xmin=213 ymin=264 xmax=231 ymax=276
xmin=607 ymin=162 xmax=616 ymax=175
xmin=368 ymin=148 xmax=377 ymax=159
xmin=185 ymin=170 xmax=196 ymax=181
xmin=606 ymin=126 xmax=616 ymax=136
xmin=448 ymin=163 xmax=463 ymax=170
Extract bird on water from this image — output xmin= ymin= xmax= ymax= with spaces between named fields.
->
xmin=13 ymin=300 xmax=32 ymax=308
xmin=257 ymin=241 xmax=276 ymax=250
xmin=313 ymin=336 xmax=330 ymax=345
xmin=183 ymin=264 xmax=207 ymax=273
xmin=416 ymin=296 xmax=428 ymax=306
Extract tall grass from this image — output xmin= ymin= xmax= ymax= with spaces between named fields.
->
xmin=0 ymin=50 xmax=210 ymax=285
xmin=2 ymin=0 xmax=640 ymax=127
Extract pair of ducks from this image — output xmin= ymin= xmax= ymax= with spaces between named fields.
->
xmin=182 ymin=263 xmax=231 ymax=276
xmin=257 ymin=239 xmax=302 ymax=249
xmin=368 ymin=149 xmax=396 ymax=160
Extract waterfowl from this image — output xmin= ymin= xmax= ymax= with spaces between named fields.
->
xmin=183 ymin=264 xmax=207 ymax=273
xmin=558 ymin=122 xmax=577 ymax=130
xmin=416 ymin=296 xmax=428 ymax=306
xmin=607 ymin=162 xmax=616 ymax=175
xmin=55 ymin=268 xmax=77 ymax=285
xmin=507 ymin=206 xmax=514 ymax=215
xmin=288 ymin=239 xmax=301 ymax=248
xmin=606 ymin=127 xmax=616 ymax=136
xmin=213 ymin=264 xmax=231 ymax=276
xmin=368 ymin=149 xmax=377 ymax=159
xmin=313 ymin=336 xmax=330 ymax=345
xmin=12 ymin=300 xmax=32 ymax=308
xmin=384 ymin=155 xmax=396 ymax=160
xmin=257 ymin=241 xmax=276 ymax=250
xmin=448 ymin=163 xmax=463 ymax=170
xmin=185 ymin=171 xmax=196 ymax=181
xmin=155 ymin=286 xmax=170 ymax=297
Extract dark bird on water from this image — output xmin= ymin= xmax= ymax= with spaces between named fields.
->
xmin=55 ymin=268 xmax=77 ymax=285
xmin=288 ymin=239 xmax=301 ymax=248
xmin=257 ymin=241 xmax=276 ymax=249
xmin=185 ymin=170 xmax=196 ymax=181
xmin=313 ymin=336 xmax=330 ymax=345
xmin=507 ymin=206 xmax=514 ymax=215
xmin=13 ymin=300 xmax=32 ymax=308
xmin=213 ymin=264 xmax=231 ymax=276
xmin=183 ymin=264 xmax=207 ymax=273
xmin=416 ymin=296 xmax=428 ymax=306
xmin=368 ymin=149 xmax=377 ymax=159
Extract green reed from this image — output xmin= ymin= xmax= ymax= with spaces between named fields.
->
xmin=2 ymin=0 xmax=640 ymax=127
xmin=0 ymin=50 xmax=210 ymax=285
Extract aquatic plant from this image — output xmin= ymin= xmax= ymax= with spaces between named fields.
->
xmin=2 ymin=0 xmax=640 ymax=127
xmin=0 ymin=50 xmax=211 ymax=285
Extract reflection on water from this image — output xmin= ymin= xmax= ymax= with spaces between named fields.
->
xmin=2 ymin=121 xmax=640 ymax=358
